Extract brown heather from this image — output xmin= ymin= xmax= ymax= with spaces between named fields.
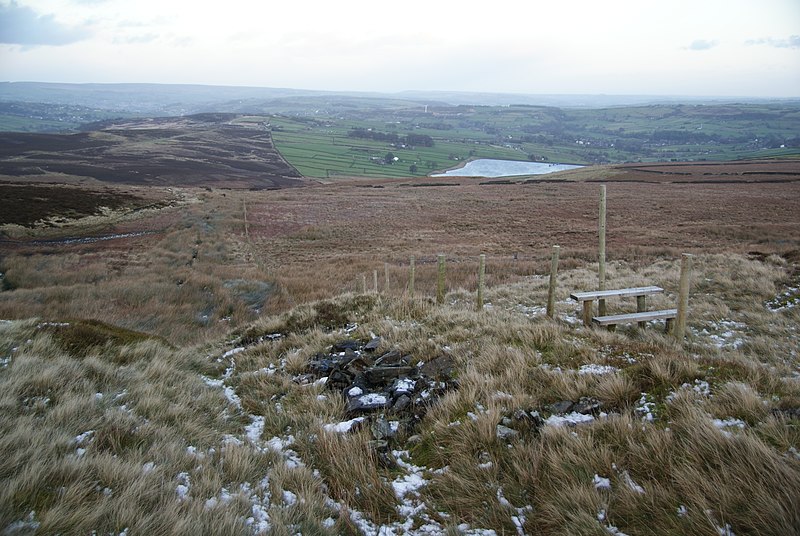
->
xmin=1 ymin=176 xmax=799 ymax=534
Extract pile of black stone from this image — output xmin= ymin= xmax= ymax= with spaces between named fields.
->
xmin=303 ymin=337 xmax=456 ymax=422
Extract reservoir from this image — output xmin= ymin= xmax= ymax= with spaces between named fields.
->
xmin=431 ymin=159 xmax=582 ymax=178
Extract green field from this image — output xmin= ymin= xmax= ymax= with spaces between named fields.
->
xmin=267 ymin=102 xmax=800 ymax=179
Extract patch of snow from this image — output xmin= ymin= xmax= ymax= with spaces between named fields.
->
xmin=492 ymin=391 xmax=514 ymax=401
xmin=594 ymin=474 xmax=612 ymax=490
xmin=620 ymin=470 xmax=645 ymax=494
xmin=142 ymin=462 xmax=155 ymax=473
xmin=323 ymin=417 xmax=366 ymax=433
xmin=74 ymin=430 xmax=94 ymax=444
xmin=545 ymin=412 xmax=594 ymax=427
xmin=478 ymin=461 xmax=493 ymax=469
xmin=222 ymin=347 xmax=246 ymax=359
xmin=282 ymin=490 xmax=298 ymax=506
xmin=3 ymin=511 xmax=40 ymax=534
xmin=358 ymin=393 xmax=388 ymax=406
xmin=175 ymin=472 xmax=190 ymax=501
xmin=348 ymin=386 xmax=363 ymax=396
xmin=605 ymin=524 xmax=631 ymax=536
xmin=712 ymin=417 xmax=746 ymax=430
xmin=245 ymin=416 xmax=265 ymax=443
xmin=579 ymin=364 xmax=619 ymax=375
xmin=677 ymin=505 xmax=688 ymax=517
xmin=635 ymin=393 xmax=656 ymax=422
xmin=394 ymin=378 xmax=416 ymax=394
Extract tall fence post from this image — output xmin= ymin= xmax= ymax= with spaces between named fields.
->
xmin=409 ymin=256 xmax=415 ymax=298
xmin=373 ymin=270 xmax=378 ymax=294
xmin=384 ymin=263 xmax=390 ymax=294
xmin=477 ymin=254 xmax=486 ymax=310
xmin=673 ymin=253 xmax=693 ymax=339
xmin=547 ymin=245 xmax=560 ymax=318
xmin=361 ymin=274 xmax=367 ymax=294
xmin=437 ymin=254 xmax=446 ymax=304
xmin=598 ymin=184 xmax=607 ymax=316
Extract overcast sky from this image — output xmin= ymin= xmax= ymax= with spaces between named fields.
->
xmin=1 ymin=0 xmax=798 ymax=97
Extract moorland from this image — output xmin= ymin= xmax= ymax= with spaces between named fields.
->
xmin=0 ymin=85 xmax=799 ymax=535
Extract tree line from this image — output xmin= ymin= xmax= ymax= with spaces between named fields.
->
xmin=348 ymin=128 xmax=434 ymax=147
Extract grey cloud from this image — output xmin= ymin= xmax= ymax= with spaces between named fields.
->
xmin=687 ymin=39 xmax=718 ymax=51
xmin=0 ymin=1 xmax=91 ymax=45
xmin=746 ymin=35 xmax=800 ymax=49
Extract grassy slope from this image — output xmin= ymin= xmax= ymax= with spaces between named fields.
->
xmin=1 ymin=251 xmax=798 ymax=534
xmin=269 ymin=104 xmax=800 ymax=179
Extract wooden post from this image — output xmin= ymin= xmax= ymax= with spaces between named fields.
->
xmin=673 ymin=253 xmax=693 ymax=339
xmin=409 ymin=256 xmax=415 ymax=298
xmin=636 ymin=295 xmax=647 ymax=329
xmin=547 ymin=245 xmax=560 ymax=318
xmin=373 ymin=270 xmax=378 ymax=294
xmin=437 ymin=254 xmax=446 ymax=304
xmin=582 ymin=301 xmax=593 ymax=326
xmin=598 ymin=185 xmax=607 ymax=316
xmin=361 ymin=274 xmax=367 ymax=294
xmin=477 ymin=254 xmax=486 ymax=310
xmin=384 ymin=263 xmax=390 ymax=294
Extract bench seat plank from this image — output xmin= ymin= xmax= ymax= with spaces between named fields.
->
xmin=592 ymin=309 xmax=677 ymax=326
xmin=571 ymin=286 xmax=664 ymax=302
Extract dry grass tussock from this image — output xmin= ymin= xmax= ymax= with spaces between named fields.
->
xmin=1 ymin=250 xmax=799 ymax=534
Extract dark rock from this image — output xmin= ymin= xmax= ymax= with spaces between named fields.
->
xmin=328 ymin=369 xmax=353 ymax=390
xmin=419 ymin=356 xmax=454 ymax=379
xmin=365 ymin=366 xmax=415 ymax=384
xmin=364 ymin=337 xmax=382 ymax=352
xmin=548 ymin=400 xmax=574 ymax=414
xmin=332 ymin=339 xmax=361 ymax=352
xmin=391 ymin=394 xmax=412 ymax=413
xmin=371 ymin=417 xmax=394 ymax=440
xmin=375 ymin=349 xmax=405 ymax=366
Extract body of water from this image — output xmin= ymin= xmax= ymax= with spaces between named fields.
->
xmin=431 ymin=159 xmax=582 ymax=178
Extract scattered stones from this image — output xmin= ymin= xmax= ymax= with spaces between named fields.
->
xmin=306 ymin=338 xmax=457 ymax=435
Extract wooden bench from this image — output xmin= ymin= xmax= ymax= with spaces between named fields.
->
xmin=570 ymin=286 xmax=672 ymax=329
xmin=591 ymin=308 xmax=677 ymax=332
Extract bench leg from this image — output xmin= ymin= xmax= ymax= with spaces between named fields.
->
xmin=637 ymin=295 xmax=647 ymax=329
xmin=665 ymin=318 xmax=674 ymax=334
xmin=582 ymin=301 xmax=593 ymax=326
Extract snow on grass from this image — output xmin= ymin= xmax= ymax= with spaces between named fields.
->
xmin=712 ymin=417 xmax=747 ymax=430
xmin=635 ymin=393 xmax=656 ymax=422
xmin=222 ymin=347 xmax=246 ymax=359
xmin=693 ymin=320 xmax=747 ymax=349
xmin=347 ymin=386 xmax=363 ymax=396
xmin=766 ymin=286 xmax=800 ymax=311
xmin=594 ymin=474 xmax=612 ymax=490
xmin=265 ymin=435 xmax=304 ymax=469
xmin=322 ymin=417 xmax=366 ymax=434
xmin=579 ymin=364 xmax=619 ymax=375
xmin=620 ymin=470 xmax=645 ymax=494
xmin=175 ymin=472 xmax=190 ymax=501
xmin=3 ymin=511 xmax=40 ymax=534
xmin=245 ymin=415 xmax=265 ymax=443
